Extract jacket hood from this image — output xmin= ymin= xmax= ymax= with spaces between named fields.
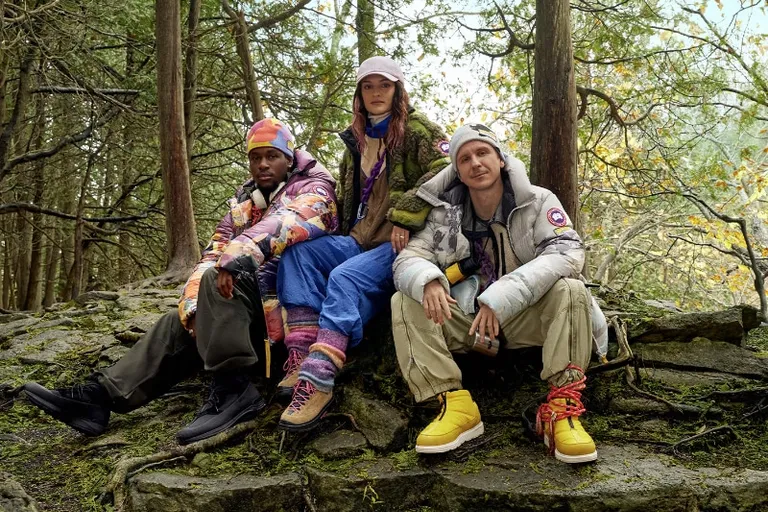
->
xmin=415 ymin=153 xmax=535 ymax=209
xmin=292 ymin=149 xmax=336 ymax=188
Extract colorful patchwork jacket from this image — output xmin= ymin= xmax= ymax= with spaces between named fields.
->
xmin=337 ymin=109 xmax=450 ymax=234
xmin=178 ymin=150 xmax=338 ymax=342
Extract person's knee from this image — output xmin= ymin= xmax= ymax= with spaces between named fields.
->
xmin=327 ymin=264 xmax=352 ymax=289
xmin=201 ymin=266 xmax=219 ymax=289
xmin=549 ymin=278 xmax=587 ymax=301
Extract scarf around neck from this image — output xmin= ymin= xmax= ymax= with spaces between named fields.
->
xmin=365 ymin=113 xmax=391 ymax=139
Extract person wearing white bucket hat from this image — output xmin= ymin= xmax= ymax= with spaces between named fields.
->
xmin=276 ymin=56 xmax=452 ymax=431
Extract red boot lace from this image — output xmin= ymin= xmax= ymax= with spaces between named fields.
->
xmin=287 ymin=380 xmax=316 ymax=413
xmin=283 ymin=349 xmax=305 ymax=375
xmin=536 ymin=364 xmax=587 ymax=454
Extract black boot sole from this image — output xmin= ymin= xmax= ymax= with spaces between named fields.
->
xmin=277 ymin=396 xmax=334 ymax=433
xmin=177 ymin=397 xmax=267 ymax=445
xmin=23 ymin=383 xmax=107 ymax=437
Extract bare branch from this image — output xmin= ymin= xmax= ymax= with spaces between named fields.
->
xmin=246 ymin=0 xmax=311 ymax=33
xmin=0 ymin=203 xmax=148 ymax=223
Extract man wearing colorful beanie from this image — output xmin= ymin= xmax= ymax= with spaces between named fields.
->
xmin=23 ymin=119 xmax=339 ymax=444
xmin=391 ymin=122 xmax=606 ymax=463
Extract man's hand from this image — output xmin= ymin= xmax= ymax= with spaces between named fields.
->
xmin=422 ymin=279 xmax=456 ymax=325
xmin=188 ymin=316 xmax=196 ymax=339
xmin=217 ymin=268 xmax=234 ymax=299
xmin=469 ymin=304 xmax=499 ymax=341
xmin=391 ymin=225 xmax=410 ymax=253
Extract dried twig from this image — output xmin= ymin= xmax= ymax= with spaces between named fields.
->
xmin=324 ymin=412 xmax=362 ymax=433
xmin=303 ymin=488 xmax=318 ymax=512
xmin=127 ymin=456 xmax=187 ymax=479
xmin=669 ymin=425 xmax=737 ymax=455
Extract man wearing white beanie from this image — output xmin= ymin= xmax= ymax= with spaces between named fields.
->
xmin=391 ymin=122 xmax=605 ymax=463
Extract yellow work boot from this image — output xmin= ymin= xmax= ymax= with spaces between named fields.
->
xmin=415 ymin=390 xmax=484 ymax=454
xmin=536 ymin=368 xmax=597 ymax=464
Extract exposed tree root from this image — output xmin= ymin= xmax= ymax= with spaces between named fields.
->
xmin=587 ymin=316 xmax=634 ymax=375
xmin=668 ymin=425 xmax=737 ymax=456
xmin=0 ymin=384 xmax=22 ymax=411
xmin=133 ymin=268 xmax=191 ymax=289
xmin=103 ymin=417 xmax=263 ymax=510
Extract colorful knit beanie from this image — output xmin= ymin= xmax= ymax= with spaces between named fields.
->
xmin=246 ymin=118 xmax=296 ymax=159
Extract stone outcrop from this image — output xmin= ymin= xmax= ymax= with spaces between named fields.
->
xmin=126 ymin=445 xmax=768 ymax=512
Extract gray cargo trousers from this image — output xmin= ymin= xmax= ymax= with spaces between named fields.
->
xmin=95 ymin=267 xmax=265 ymax=413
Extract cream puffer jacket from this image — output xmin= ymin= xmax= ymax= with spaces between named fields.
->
xmin=392 ymin=154 xmax=608 ymax=357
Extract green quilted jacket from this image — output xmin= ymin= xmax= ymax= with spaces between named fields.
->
xmin=337 ymin=109 xmax=450 ymax=234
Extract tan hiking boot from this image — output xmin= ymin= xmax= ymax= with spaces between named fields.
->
xmin=275 ymin=349 xmax=306 ymax=403
xmin=278 ymin=379 xmax=332 ymax=432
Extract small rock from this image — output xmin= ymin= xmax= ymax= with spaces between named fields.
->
xmin=309 ymin=430 xmax=368 ymax=459
xmin=0 ymin=318 xmax=41 ymax=342
xmin=116 ymin=295 xmax=149 ymax=312
xmin=642 ymin=299 xmax=683 ymax=312
xmin=341 ymin=388 xmax=408 ymax=451
xmin=100 ymin=345 xmax=131 ymax=363
xmin=0 ymin=330 xmax=84 ymax=363
xmin=59 ymin=304 xmax=107 ymax=318
xmin=0 ymin=472 xmax=39 ymax=512
xmin=0 ymin=313 xmax=30 ymax=325
xmin=74 ymin=290 xmax=120 ymax=306
xmin=639 ymin=368 xmax=751 ymax=388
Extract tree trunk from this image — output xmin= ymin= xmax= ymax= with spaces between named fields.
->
xmin=58 ymin=167 xmax=76 ymax=300
xmin=68 ymin=149 xmax=94 ymax=300
xmin=184 ymin=0 xmax=201 ymax=163
xmin=2 ymin=233 xmax=12 ymax=309
xmin=23 ymin=92 xmax=47 ymax=310
xmin=530 ymin=0 xmax=580 ymax=233
xmin=356 ymin=0 xmax=376 ymax=63
xmin=13 ymin=204 xmax=31 ymax=309
xmin=42 ymin=231 xmax=59 ymax=308
xmin=221 ymin=0 xmax=264 ymax=123
xmin=0 ymin=46 xmax=34 ymax=184
xmin=119 ymin=31 xmax=137 ymax=286
xmin=156 ymin=0 xmax=200 ymax=275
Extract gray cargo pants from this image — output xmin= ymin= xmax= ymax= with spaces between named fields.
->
xmin=95 ymin=267 xmax=265 ymax=413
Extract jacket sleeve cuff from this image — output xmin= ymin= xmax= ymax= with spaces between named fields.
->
xmin=387 ymin=205 xmax=431 ymax=232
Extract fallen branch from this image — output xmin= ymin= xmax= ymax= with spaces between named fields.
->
xmin=104 ymin=417 xmax=264 ymax=510
xmin=669 ymin=425 xmax=737 ymax=455
xmin=303 ymin=487 xmax=318 ymax=512
xmin=324 ymin=412 xmax=362 ymax=433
